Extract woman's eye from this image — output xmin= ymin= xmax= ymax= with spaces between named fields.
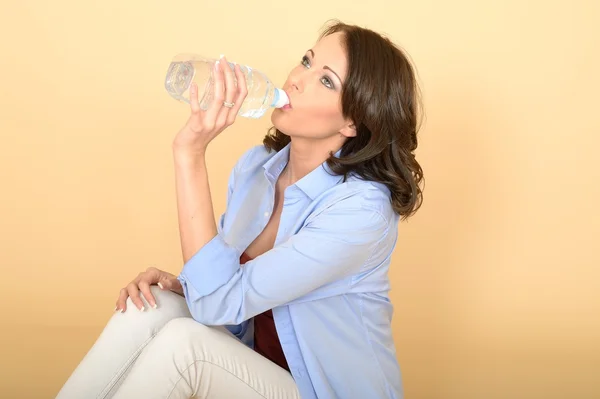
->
xmin=321 ymin=77 xmax=334 ymax=89
xmin=301 ymin=55 xmax=334 ymax=89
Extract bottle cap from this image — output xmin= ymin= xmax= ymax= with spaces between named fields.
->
xmin=272 ymin=88 xmax=290 ymax=108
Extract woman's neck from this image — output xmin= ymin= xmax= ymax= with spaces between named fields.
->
xmin=284 ymin=138 xmax=343 ymax=184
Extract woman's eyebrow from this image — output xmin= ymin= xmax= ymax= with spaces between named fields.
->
xmin=308 ymin=49 xmax=342 ymax=83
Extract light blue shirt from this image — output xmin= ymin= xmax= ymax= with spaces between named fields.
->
xmin=177 ymin=143 xmax=403 ymax=398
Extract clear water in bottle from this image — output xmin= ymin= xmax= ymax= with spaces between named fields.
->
xmin=164 ymin=54 xmax=288 ymax=119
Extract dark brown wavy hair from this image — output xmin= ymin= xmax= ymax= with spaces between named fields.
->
xmin=263 ymin=20 xmax=424 ymax=219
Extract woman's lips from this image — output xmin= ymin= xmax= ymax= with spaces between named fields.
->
xmin=284 ymin=88 xmax=293 ymax=109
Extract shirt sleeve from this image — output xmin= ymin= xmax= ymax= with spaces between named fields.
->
xmin=177 ymin=199 xmax=390 ymax=326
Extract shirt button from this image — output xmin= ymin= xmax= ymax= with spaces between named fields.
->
xmin=264 ymin=212 xmax=270 ymax=218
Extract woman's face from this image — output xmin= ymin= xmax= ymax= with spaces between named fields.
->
xmin=271 ymin=32 xmax=354 ymax=141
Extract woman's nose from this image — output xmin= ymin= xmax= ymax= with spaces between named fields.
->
xmin=288 ymin=78 xmax=303 ymax=94
xmin=288 ymin=69 xmax=312 ymax=93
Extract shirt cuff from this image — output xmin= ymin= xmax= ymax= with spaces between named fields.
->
xmin=178 ymin=234 xmax=242 ymax=298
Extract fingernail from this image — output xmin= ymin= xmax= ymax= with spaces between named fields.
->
xmin=157 ymin=282 xmax=164 ymax=289
xmin=219 ymin=54 xmax=225 ymax=59
xmin=120 ymin=308 xmax=125 ymax=313
xmin=114 ymin=306 xmax=117 ymax=311
xmin=152 ymin=303 xmax=158 ymax=309
xmin=139 ymin=306 xmax=145 ymax=312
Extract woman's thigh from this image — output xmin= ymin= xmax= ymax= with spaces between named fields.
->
xmin=112 ymin=317 xmax=301 ymax=399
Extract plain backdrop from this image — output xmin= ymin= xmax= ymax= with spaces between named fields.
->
xmin=1 ymin=1 xmax=599 ymax=398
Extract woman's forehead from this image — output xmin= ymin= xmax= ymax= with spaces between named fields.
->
xmin=312 ymin=32 xmax=348 ymax=80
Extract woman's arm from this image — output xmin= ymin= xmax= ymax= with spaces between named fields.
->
xmin=171 ymin=56 xmax=248 ymax=263
xmin=173 ymin=149 xmax=217 ymax=263
xmin=177 ymin=192 xmax=393 ymax=326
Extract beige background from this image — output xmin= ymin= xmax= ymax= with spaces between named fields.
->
xmin=1 ymin=0 xmax=599 ymax=398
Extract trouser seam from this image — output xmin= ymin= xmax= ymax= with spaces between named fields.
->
xmin=96 ymin=332 xmax=158 ymax=399
xmin=166 ymin=359 xmax=273 ymax=399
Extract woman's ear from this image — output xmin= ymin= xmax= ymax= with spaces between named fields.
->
xmin=340 ymin=122 xmax=357 ymax=138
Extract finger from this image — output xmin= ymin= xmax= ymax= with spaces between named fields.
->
xmin=157 ymin=276 xmax=173 ymax=291
xmin=116 ymin=287 xmax=128 ymax=313
xmin=226 ymin=64 xmax=248 ymax=126
xmin=138 ymin=280 xmax=157 ymax=309
xmin=216 ymin=56 xmax=236 ymax=127
xmin=127 ymin=282 xmax=145 ymax=312
xmin=204 ymin=57 xmax=225 ymax=126
xmin=170 ymin=278 xmax=184 ymax=296
xmin=189 ymin=82 xmax=201 ymax=114
xmin=222 ymin=57 xmax=236 ymax=104
xmin=159 ymin=277 xmax=184 ymax=297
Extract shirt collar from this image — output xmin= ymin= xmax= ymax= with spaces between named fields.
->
xmin=263 ymin=143 xmax=344 ymax=200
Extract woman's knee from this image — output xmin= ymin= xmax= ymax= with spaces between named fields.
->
xmin=107 ymin=286 xmax=191 ymax=334
xmin=125 ymin=285 xmax=189 ymax=313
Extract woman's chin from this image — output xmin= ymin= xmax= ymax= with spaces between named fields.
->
xmin=270 ymin=110 xmax=288 ymax=131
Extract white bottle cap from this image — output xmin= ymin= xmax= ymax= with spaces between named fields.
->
xmin=272 ymin=88 xmax=289 ymax=108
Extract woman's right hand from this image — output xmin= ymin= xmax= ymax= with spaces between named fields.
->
xmin=115 ymin=267 xmax=184 ymax=312
xmin=172 ymin=55 xmax=248 ymax=154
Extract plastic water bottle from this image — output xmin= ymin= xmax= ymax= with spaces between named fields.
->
xmin=164 ymin=53 xmax=289 ymax=119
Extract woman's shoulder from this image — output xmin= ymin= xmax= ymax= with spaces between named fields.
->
xmin=318 ymin=176 xmax=398 ymax=224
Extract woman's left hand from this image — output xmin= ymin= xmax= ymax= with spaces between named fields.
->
xmin=173 ymin=56 xmax=248 ymax=153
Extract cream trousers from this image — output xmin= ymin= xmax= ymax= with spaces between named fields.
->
xmin=55 ymin=286 xmax=301 ymax=399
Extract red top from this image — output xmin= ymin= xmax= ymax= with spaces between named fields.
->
xmin=240 ymin=252 xmax=290 ymax=371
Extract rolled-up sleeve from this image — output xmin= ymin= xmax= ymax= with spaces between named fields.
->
xmin=178 ymin=234 xmax=241 ymax=296
xmin=177 ymin=200 xmax=390 ymax=326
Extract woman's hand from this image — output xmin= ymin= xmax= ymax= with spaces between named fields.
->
xmin=173 ymin=55 xmax=248 ymax=154
xmin=115 ymin=267 xmax=184 ymax=312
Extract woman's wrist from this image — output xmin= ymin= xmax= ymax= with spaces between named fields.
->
xmin=172 ymin=138 xmax=207 ymax=165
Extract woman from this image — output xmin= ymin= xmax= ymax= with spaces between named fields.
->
xmin=56 ymin=21 xmax=423 ymax=399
